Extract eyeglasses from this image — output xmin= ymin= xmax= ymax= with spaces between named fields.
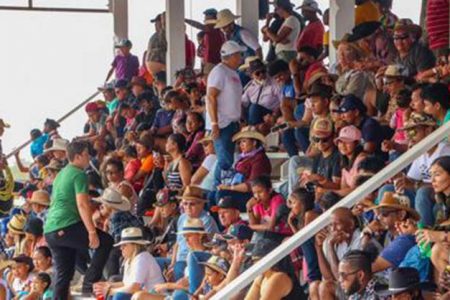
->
xmin=311 ymin=136 xmax=332 ymax=144
xmin=338 ymin=270 xmax=359 ymax=280
xmin=393 ymin=35 xmax=409 ymax=41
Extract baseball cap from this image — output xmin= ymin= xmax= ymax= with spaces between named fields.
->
xmin=223 ymin=224 xmax=253 ymax=241
xmin=150 ymin=13 xmax=161 ymax=23
xmin=347 ymin=21 xmax=381 ymax=43
xmin=98 ymin=82 xmax=114 ymax=91
xmin=204 ymin=233 xmax=227 ymax=249
xmin=220 ymin=41 xmax=246 ymax=57
xmin=203 ymin=8 xmax=218 ymax=17
xmin=336 ymin=94 xmax=367 ymax=114
xmin=85 ymin=102 xmax=100 ymax=113
xmin=153 ymin=188 xmax=178 ymax=207
xmin=334 ymin=125 xmax=362 ymax=143
xmin=296 ymin=0 xmax=322 ymax=15
xmin=217 ymin=196 xmax=240 ymax=210
xmin=115 ymin=38 xmax=132 ymax=48
xmin=311 ymin=117 xmax=333 ymax=138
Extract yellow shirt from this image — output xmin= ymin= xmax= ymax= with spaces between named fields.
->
xmin=355 ymin=0 xmax=381 ymax=26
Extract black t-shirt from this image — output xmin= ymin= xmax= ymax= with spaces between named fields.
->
xmin=312 ymin=148 xmax=341 ymax=181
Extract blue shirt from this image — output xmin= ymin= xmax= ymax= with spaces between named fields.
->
xmin=282 ymin=81 xmax=295 ymax=99
xmin=176 ymin=211 xmax=219 ymax=262
xmin=30 ymin=135 xmax=48 ymax=158
xmin=380 ymin=234 xmax=416 ymax=267
xmin=152 ymin=109 xmax=175 ymax=129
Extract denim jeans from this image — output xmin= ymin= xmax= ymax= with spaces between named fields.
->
xmin=186 ymin=251 xmax=212 ymax=293
xmin=248 ymin=103 xmax=272 ymax=126
xmin=155 ymin=257 xmax=186 ymax=281
xmin=281 ymin=103 xmax=309 ymax=156
xmin=110 ymin=292 xmax=132 ymax=300
xmin=300 ymin=238 xmax=321 ymax=282
xmin=45 ymin=222 xmax=113 ymax=298
xmin=213 ymin=122 xmax=240 ymax=187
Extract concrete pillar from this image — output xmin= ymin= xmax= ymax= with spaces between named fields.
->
xmin=112 ymin=0 xmax=128 ymax=42
xmin=329 ymin=0 xmax=354 ymax=65
xmin=166 ymin=0 xmax=186 ymax=85
xmin=236 ymin=0 xmax=259 ymax=39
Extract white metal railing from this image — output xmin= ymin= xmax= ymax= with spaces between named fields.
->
xmin=5 ymin=91 xmax=100 ymax=160
xmin=213 ymin=121 xmax=450 ymax=299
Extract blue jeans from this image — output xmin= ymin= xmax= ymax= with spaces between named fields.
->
xmin=186 ymin=251 xmax=212 ymax=293
xmin=213 ymin=122 xmax=240 ymax=187
xmin=300 ymin=238 xmax=321 ymax=282
xmin=209 ymin=190 xmax=253 ymax=212
xmin=155 ymin=257 xmax=186 ymax=281
xmin=281 ymin=103 xmax=309 ymax=156
xmin=111 ymin=292 xmax=132 ymax=300
xmin=248 ymin=103 xmax=272 ymax=126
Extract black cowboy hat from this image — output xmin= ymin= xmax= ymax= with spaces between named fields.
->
xmin=374 ymin=267 xmax=436 ymax=297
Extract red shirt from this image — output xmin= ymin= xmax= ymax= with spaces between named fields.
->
xmin=185 ymin=35 xmax=196 ymax=68
xmin=296 ymin=20 xmax=324 ymax=51
xmin=203 ymin=27 xmax=226 ymax=64
xmin=427 ymin=0 xmax=449 ymax=50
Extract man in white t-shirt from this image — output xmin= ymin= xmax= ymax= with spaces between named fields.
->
xmin=380 ymin=113 xmax=450 ymax=226
xmin=262 ymin=0 xmax=301 ymax=63
xmin=206 ymin=41 xmax=245 ymax=186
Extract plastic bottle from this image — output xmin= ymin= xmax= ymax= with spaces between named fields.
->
xmin=417 ymin=222 xmax=432 ymax=258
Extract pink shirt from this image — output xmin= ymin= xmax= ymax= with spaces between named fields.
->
xmin=390 ymin=108 xmax=408 ymax=144
xmin=253 ymin=193 xmax=291 ymax=235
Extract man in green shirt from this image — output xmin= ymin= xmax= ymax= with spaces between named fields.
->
xmin=44 ymin=140 xmax=113 ymax=297
xmin=422 ymin=83 xmax=450 ymax=126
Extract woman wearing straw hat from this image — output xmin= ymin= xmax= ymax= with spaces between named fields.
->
xmin=214 ymin=126 xmax=271 ymax=212
xmin=93 ymin=227 xmax=164 ymax=300
xmin=7 ymin=214 xmax=28 ymax=257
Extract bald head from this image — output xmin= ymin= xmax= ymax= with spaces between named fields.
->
xmin=331 ymin=207 xmax=356 ymax=234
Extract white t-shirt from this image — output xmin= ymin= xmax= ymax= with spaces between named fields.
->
xmin=123 ymin=251 xmax=164 ymax=291
xmin=206 ymin=63 xmax=243 ymax=129
xmin=200 ymin=154 xmax=217 ymax=191
xmin=275 ymin=15 xmax=301 ymax=53
xmin=407 ymin=142 xmax=450 ymax=183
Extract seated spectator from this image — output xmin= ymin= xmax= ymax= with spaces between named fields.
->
xmin=215 ymin=127 xmax=271 ymax=211
xmin=32 ymin=246 xmax=53 ymax=274
xmin=184 ymin=112 xmax=205 ymax=169
xmin=21 ymin=272 xmax=52 ymax=300
xmin=150 ymin=92 xmax=175 ymax=152
xmin=167 ymin=90 xmax=190 ymax=136
xmin=23 ymin=217 xmax=46 ymax=256
xmin=77 ymin=102 xmax=107 ymax=143
xmin=7 ymin=214 xmax=28 ymax=257
xmin=43 ymin=138 xmax=68 ymax=164
xmin=191 ymin=133 xmax=217 ymax=191
xmin=241 ymin=57 xmax=282 ymax=132
xmin=216 ymin=196 xmax=247 ymax=232
xmin=135 ymin=92 xmax=158 ymax=132
xmin=245 ymin=238 xmax=306 ymax=299
xmin=164 ymin=133 xmax=192 ymax=192
xmin=338 ymin=250 xmax=379 ymax=299
xmin=194 ymin=256 xmax=230 ymax=299
xmin=287 ymin=188 xmax=321 ymax=296
xmin=93 ymin=187 xmax=142 ymax=278
xmin=28 ymin=190 xmax=50 ymax=222
xmin=315 ymin=207 xmax=366 ymax=299
xmin=8 ymin=255 xmax=35 ymax=298
xmin=422 ymin=82 xmax=450 ymax=126
xmin=122 ymin=145 xmax=142 ymax=192
xmin=133 ymin=136 xmax=155 ymax=183
xmin=93 ymin=227 xmax=164 ymax=299
xmin=247 ymin=176 xmax=291 ymax=236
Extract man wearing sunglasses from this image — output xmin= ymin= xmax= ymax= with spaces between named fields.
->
xmin=393 ymin=19 xmax=435 ymax=77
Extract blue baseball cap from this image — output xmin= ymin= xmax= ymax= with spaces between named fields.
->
xmin=223 ymin=224 xmax=253 ymax=241
xmin=336 ymin=94 xmax=367 ymax=114
xmin=114 ymin=79 xmax=129 ymax=89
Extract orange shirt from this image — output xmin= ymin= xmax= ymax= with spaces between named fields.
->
xmin=140 ymin=154 xmax=154 ymax=173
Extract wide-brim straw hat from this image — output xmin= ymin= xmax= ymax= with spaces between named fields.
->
xmin=176 ymin=185 xmax=208 ymax=202
xmin=199 ymin=132 xmax=213 ymax=144
xmin=177 ymin=218 xmax=207 ymax=235
xmin=232 ymin=126 xmax=266 ymax=144
xmin=7 ymin=214 xmax=27 ymax=235
xmin=238 ymin=56 xmax=261 ymax=71
xmin=114 ymin=227 xmax=151 ymax=247
xmin=44 ymin=138 xmax=69 ymax=153
xmin=0 ymin=260 xmax=14 ymax=271
xmin=214 ymin=9 xmax=240 ymax=29
xmin=199 ymin=255 xmax=230 ymax=276
xmin=29 ymin=189 xmax=51 ymax=207
xmin=394 ymin=18 xmax=422 ymax=39
xmin=367 ymin=192 xmax=420 ymax=221
xmin=93 ymin=187 xmax=131 ymax=212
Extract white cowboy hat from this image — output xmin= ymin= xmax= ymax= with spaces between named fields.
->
xmin=177 ymin=218 xmax=207 ymax=235
xmin=114 ymin=227 xmax=150 ymax=247
xmin=93 ymin=187 xmax=131 ymax=212
xmin=214 ymin=9 xmax=240 ymax=29
xmin=44 ymin=138 xmax=69 ymax=153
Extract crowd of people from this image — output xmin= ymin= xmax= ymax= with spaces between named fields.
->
xmin=0 ymin=0 xmax=450 ymax=299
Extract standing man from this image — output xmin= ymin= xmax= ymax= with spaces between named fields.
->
xmin=206 ymin=41 xmax=245 ymax=186
xmin=44 ymin=140 xmax=113 ymax=297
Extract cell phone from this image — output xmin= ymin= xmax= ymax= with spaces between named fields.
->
xmin=271 ymin=123 xmax=288 ymax=133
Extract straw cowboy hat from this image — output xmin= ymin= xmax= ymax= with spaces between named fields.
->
xmin=368 ymin=192 xmax=420 ymax=221
xmin=214 ymin=9 xmax=240 ymax=29
xmin=93 ymin=187 xmax=131 ymax=212
xmin=239 ymin=56 xmax=261 ymax=71
xmin=114 ymin=227 xmax=151 ymax=247
xmin=7 ymin=214 xmax=27 ymax=235
xmin=0 ymin=260 xmax=14 ymax=271
xmin=177 ymin=218 xmax=207 ymax=235
xmin=44 ymin=138 xmax=69 ymax=153
xmin=198 ymin=132 xmax=213 ymax=144
xmin=176 ymin=185 xmax=208 ymax=202
xmin=29 ymin=190 xmax=51 ymax=207
xmin=200 ymin=255 xmax=230 ymax=276
xmin=232 ymin=126 xmax=266 ymax=144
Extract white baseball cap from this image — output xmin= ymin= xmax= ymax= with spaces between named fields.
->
xmin=220 ymin=41 xmax=246 ymax=57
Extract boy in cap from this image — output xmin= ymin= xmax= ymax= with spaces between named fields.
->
xmin=105 ymin=39 xmax=139 ymax=82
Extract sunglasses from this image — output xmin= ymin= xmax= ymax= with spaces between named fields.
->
xmin=378 ymin=209 xmax=399 ymax=217
xmin=393 ymin=35 xmax=409 ymax=41
xmin=311 ymin=136 xmax=332 ymax=144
